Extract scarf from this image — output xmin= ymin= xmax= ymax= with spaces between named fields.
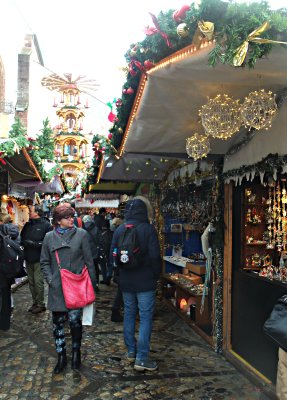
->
xmin=56 ymin=226 xmax=73 ymax=235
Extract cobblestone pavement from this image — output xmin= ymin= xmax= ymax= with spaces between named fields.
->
xmin=0 ymin=282 xmax=272 ymax=400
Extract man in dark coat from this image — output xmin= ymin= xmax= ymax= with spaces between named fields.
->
xmin=21 ymin=205 xmax=52 ymax=314
xmin=110 ymin=197 xmax=161 ymax=371
xmin=0 ymin=214 xmax=20 ymax=330
xmin=94 ymin=207 xmax=106 ymax=230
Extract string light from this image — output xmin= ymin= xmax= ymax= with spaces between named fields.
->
xmin=241 ymin=89 xmax=277 ymax=130
xmin=186 ymin=133 xmax=210 ymax=160
xmin=199 ymin=94 xmax=242 ymax=140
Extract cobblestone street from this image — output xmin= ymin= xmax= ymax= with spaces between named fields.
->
xmin=0 ymin=282 xmax=272 ymax=400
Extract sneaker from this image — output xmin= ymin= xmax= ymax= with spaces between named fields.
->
xmin=31 ymin=305 xmax=46 ymax=314
xmin=134 ymin=359 xmax=158 ymax=371
xmin=126 ymin=352 xmax=136 ymax=362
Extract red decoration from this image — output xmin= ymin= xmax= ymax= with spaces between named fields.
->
xmin=116 ymin=99 xmax=122 ymax=107
xmin=122 ymin=88 xmax=127 ymax=94
xmin=172 ymin=5 xmax=191 ymax=23
xmin=144 ymin=13 xmax=172 ymax=48
xmin=143 ymin=60 xmax=154 ymax=70
xmin=108 ymin=111 xmax=116 ymax=122
xmin=126 ymin=87 xmax=134 ymax=95
xmin=108 ymin=133 xmax=113 ymax=140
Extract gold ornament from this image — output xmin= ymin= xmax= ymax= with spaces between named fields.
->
xmin=200 ymin=94 xmax=242 ymax=140
xmin=241 ymin=89 xmax=277 ymax=130
xmin=186 ymin=133 xmax=210 ymax=160
xmin=177 ymin=23 xmax=189 ymax=38
xmin=118 ymin=127 xmax=123 ymax=134
xmin=233 ymin=21 xmax=287 ymax=67
xmin=192 ymin=20 xmax=214 ymax=48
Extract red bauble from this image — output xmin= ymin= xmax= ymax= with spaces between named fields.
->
xmin=108 ymin=133 xmax=113 ymax=140
xmin=122 ymin=89 xmax=127 ymax=94
xmin=144 ymin=60 xmax=154 ymax=70
xmin=126 ymin=87 xmax=134 ymax=95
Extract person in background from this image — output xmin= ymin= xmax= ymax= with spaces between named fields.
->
xmin=109 ymin=217 xmax=124 ymax=322
xmin=110 ymin=196 xmax=161 ymax=371
xmin=98 ymin=220 xmax=113 ymax=285
xmin=21 ymin=205 xmax=52 ymax=314
xmin=42 ymin=195 xmax=51 ymax=219
xmin=40 ymin=205 xmax=97 ymax=374
xmin=82 ymin=214 xmax=100 ymax=289
xmin=94 ymin=207 xmax=107 ymax=230
xmin=0 ymin=213 xmax=20 ymax=330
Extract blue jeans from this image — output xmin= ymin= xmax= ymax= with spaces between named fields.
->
xmin=122 ymin=290 xmax=156 ymax=361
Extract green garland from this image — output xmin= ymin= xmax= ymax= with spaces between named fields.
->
xmin=107 ymin=0 xmax=287 ymax=154
xmin=223 ymin=153 xmax=287 ymax=181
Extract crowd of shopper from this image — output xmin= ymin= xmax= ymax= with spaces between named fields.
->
xmin=0 ymin=196 xmax=161 ymax=373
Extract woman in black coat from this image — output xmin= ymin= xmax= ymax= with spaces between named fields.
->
xmin=40 ymin=205 xmax=97 ymax=374
xmin=0 ymin=214 xmax=20 ymax=331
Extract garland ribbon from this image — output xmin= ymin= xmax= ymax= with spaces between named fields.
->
xmin=233 ymin=21 xmax=287 ymax=67
xmin=146 ymin=13 xmax=172 ymax=48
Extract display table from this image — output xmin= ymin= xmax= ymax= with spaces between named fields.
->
xmin=161 ymin=273 xmax=212 ymax=344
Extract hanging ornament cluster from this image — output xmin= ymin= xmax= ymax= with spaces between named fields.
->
xmin=241 ymin=89 xmax=277 ymax=131
xmin=186 ymin=133 xmax=210 ymax=160
xmin=199 ymin=94 xmax=242 ymax=140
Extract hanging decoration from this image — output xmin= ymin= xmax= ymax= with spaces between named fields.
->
xmin=177 ymin=23 xmax=189 ymax=38
xmin=233 ymin=21 xmax=287 ymax=67
xmin=241 ymin=89 xmax=277 ymax=131
xmin=192 ymin=21 xmax=215 ymax=48
xmin=186 ymin=133 xmax=210 ymax=160
xmin=200 ymin=94 xmax=242 ymax=140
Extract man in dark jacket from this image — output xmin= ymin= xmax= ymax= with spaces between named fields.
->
xmin=94 ymin=207 xmax=106 ymax=230
xmin=21 ymin=205 xmax=52 ymax=314
xmin=110 ymin=197 xmax=161 ymax=372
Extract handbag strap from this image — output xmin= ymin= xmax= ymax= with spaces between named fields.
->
xmin=55 ymin=250 xmax=62 ymax=269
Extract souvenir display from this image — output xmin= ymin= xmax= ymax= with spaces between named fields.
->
xmin=243 ymin=181 xmax=287 ymax=283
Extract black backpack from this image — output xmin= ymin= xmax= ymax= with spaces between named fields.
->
xmin=0 ymin=231 xmax=25 ymax=279
xmin=116 ymin=224 xmax=143 ymax=270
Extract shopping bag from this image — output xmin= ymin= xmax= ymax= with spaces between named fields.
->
xmin=82 ymin=302 xmax=95 ymax=326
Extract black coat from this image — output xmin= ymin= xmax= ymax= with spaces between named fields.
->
xmin=83 ymin=220 xmax=100 ymax=259
xmin=0 ymin=223 xmax=20 ymax=288
xmin=110 ymin=199 xmax=161 ymax=293
xmin=21 ymin=217 xmax=52 ymax=263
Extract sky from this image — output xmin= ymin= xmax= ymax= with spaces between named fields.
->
xmin=1 ymin=0 xmax=286 ymax=136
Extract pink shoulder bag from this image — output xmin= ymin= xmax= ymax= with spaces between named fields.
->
xmin=55 ymin=250 xmax=96 ymax=309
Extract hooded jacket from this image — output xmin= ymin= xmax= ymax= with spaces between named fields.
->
xmin=110 ymin=199 xmax=161 ymax=293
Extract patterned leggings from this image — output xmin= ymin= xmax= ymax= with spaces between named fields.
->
xmin=52 ymin=309 xmax=82 ymax=353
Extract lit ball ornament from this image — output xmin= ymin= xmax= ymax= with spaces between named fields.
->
xmin=118 ymin=127 xmax=123 ymax=134
xmin=200 ymin=94 xmax=242 ymax=140
xmin=241 ymin=89 xmax=277 ymax=131
xmin=177 ymin=23 xmax=189 ymax=38
xmin=186 ymin=133 xmax=210 ymax=160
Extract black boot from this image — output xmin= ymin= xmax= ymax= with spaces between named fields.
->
xmin=111 ymin=309 xmax=123 ymax=322
xmin=71 ymin=349 xmax=81 ymax=370
xmin=54 ymin=351 xmax=67 ymax=374
xmin=71 ymin=325 xmax=82 ymax=370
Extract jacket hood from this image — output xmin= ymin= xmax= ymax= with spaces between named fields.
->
xmin=124 ymin=199 xmax=149 ymax=223
xmin=0 ymin=223 xmax=19 ymax=239
xmin=84 ymin=220 xmax=96 ymax=231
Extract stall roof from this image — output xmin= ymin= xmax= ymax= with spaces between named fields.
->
xmin=119 ymin=43 xmax=287 ymax=161
xmin=4 ymin=148 xmax=41 ymax=183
